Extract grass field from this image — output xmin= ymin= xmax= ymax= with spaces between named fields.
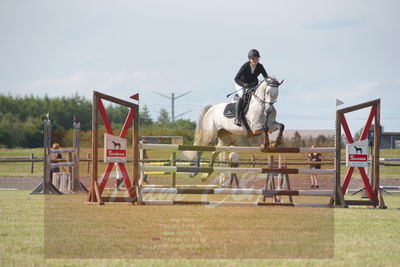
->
xmin=1 ymin=190 xmax=400 ymax=266
xmin=1 ymin=147 xmax=400 ymax=266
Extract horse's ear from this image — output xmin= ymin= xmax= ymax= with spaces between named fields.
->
xmin=279 ymin=79 xmax=284 ymax=85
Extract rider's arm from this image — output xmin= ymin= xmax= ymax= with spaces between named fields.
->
xmin=258 ymin=63 xmax=269 ymax=79
xmin=234 ymin=64 xmax=247 ymax=87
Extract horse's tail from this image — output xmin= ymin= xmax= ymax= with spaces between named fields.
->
xmin=194 ymin=105 xmax=212 ymax=145
xmin=183 ymin=105 xmax=212 ymax=159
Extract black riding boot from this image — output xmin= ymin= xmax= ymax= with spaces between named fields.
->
xmin=234 ymin=97 xmax=244 ymax=126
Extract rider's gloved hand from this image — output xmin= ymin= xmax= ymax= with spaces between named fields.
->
xmin=249 ymin=81 xmax=257 ymax=87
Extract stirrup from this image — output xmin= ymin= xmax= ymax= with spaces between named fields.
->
xmin=234 ymin=118 xmax=242 ymax=126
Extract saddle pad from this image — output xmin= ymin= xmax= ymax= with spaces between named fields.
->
xmin=223 ymin=103 xmax=236 ymax=118
xmin=223 ymin=93 xmax=251 ymax=119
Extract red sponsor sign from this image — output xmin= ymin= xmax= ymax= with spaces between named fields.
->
xmin=107 ymin=149 xmax=126 ymax=157
xmin=348 ymin=154 xmax=368 ymax=162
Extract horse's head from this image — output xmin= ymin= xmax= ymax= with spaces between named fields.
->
xmin=265 ymin=77 xmax=283 ymax=103
xmin=254 ymin=77 xmax=283 ymax=116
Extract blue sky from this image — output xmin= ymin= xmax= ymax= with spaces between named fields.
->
xmin=1 ymin=0 xmax=399 ymax=133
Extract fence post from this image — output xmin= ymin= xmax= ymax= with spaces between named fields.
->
xmin=87 ymin=153 xmax=91 ymax=174
xmin=30 ymin=153 xmax=34 ymax=174
xmin=139 ymin=144 xmax=144 ymax=185
xmin=171 ymin=152 xmax=176 ymax=188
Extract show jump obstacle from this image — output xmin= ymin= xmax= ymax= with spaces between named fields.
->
xmin=334 ymin=99 xmax=385 ymax=208
xmin=86 ymin=91 xmax=385 ymax=208
xmin=31 ymin=119 xmax=87 ymax=194
xmin=86 ymin=91 xmax=140 ymax=204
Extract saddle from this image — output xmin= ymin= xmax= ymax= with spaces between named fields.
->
xmin=223 ymin=91 xmax=252 ymax=118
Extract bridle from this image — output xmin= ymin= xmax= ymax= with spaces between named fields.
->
xmin=250 ymin=81 xmax=278 ymax=107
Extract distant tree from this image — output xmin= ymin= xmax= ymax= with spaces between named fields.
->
xmin=106 ymin=104 xmax=129 ymax=125
xmin=140 ymin=105 xmax=153 ymax=127
xmin=353 ymin=129 xmax=361 ymax=142
xmin=157 ymin=108 xmax=170 ymax=124
xmin=0 ymin=113 xmax=25 ymax=148
xmin=168 ymin=119 xmax=196 ymax=130
xmin=291 ymin=131 xmax=302 ymax=147
xmin=21 ymin=117 xmax=43 ymax=148
xmin=301 ymin=139 xmax=306 ymax=147
xmin=316 ymin=135 xmax=328 ymax=146
xmin=305 ymin=136 xmax=314 ymax=147
xmin=341 ymin=134 xmax=346 ymax=148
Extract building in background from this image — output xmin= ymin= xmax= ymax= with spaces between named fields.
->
xmin=381 ymin=132 xmax=400 ymax=149
xmin=368 ymin=125 xmax=400 ymax=149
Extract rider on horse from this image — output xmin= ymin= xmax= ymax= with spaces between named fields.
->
xmin=234 ymin=49 xmax=269 ymax=126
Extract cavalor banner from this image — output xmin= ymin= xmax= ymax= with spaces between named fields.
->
xmin=104 ymin=133 xmax=127 ymax=163
xmin=346 ymin=139 xmax=369 ymax=167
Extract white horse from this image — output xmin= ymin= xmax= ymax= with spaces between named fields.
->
xmin=187 ymin=77 xmax=285 ymax=177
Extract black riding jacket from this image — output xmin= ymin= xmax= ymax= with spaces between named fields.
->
xmin=234 ymin=62 xmax=268 ymax=88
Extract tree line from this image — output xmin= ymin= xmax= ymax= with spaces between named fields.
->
xmin=0 ymin=94 xmax=337 ymax=148
xmin=0 ymin=94 xmax=195 ymax=148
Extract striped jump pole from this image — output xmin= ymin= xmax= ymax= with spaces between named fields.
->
xmin=379 ymin=158 xmax=400 ymax=161
xmin=142 ymin=200 xmax=332 ymax=208
xmin=140 ymin=143 xmax=335 ymax=154
xmin=142 ymin=184 xmax=219 ymax=188
xmin=142 ymin=188 xmax=334 ymax=197
xmin=140 ymin=166 xmax=335 ymax=175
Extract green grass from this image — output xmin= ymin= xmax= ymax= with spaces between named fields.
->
xmin=1 ymin=190 xmax=400 ymax=266
xmin=0 ymin=148 xmax=43 ymax=177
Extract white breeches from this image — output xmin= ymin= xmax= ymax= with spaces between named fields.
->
xmin=235 ymin=83 xmax=245 ymax=98
xmin=115 ymin=163 xmax=122 ymax=179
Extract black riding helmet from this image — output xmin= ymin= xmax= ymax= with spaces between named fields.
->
xmin=248 ymin=49 xmax=260 ymax=58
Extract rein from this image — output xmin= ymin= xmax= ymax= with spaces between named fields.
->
xmin=240 ymin=81 xmax=279 ymax=137
xmin=250 ymin=82 xmax=278 ymax=106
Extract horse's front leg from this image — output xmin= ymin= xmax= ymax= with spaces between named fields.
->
xmin=210 ymin=151 xmax=220 ymax=167
xmin=260 ymin=129 xmax=270 ymax=152
xmin=270 ymin=123 xmax=285 ymax=148
xmin=189 ymin=151 xmax=202 ymax=177
xmin=201 ymin=151 xmax=220 ymax=181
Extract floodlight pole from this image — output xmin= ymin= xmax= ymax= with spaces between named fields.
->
xmin=153 ymin=91 xmax=192 ymax=122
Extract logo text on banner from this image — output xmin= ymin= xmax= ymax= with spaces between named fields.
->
xmin=346 ymin=139 xmax=369 ymax=167
xmin=104 ymin=133 xmax=127 ymax=163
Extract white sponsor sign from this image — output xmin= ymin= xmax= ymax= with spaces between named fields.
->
xmin=346 ymin=139 xmax=369 ymax=167
xmin=104 ymin=133 xmax=127 ymax=163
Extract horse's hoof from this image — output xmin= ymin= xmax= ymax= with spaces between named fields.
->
xmin=275 ymin=138 xmax=282 ymax=147
xmin=201 ymin=173 xmax=210 ymax=182
xmin=260 ymin=144 xmax=265 ymax=151
xmin=260 ymin=143 xmax=269 ymax=152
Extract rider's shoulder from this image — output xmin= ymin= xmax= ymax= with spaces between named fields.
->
xmin=241 ymin=61 xmax=251 ymax=68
